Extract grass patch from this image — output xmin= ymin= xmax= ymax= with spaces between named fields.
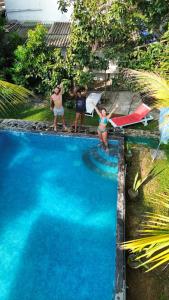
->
xmin=126 ymin=143 xmax=169 ymax=211
xmin=0 ymin=102 xmax=158 ymax=131
xmin=0 ymin=103 xmax=99 ymax=126
xmin=126 ymin=142 xmax=169 ymax=300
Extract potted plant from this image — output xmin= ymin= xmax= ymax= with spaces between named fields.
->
xmin=128 ymin=172 xmax=140 ymax=199
xmin=125 ymin=142 xmax=132 ymax=161
xmin=128 ymin=167 xmax=161 ymax=200
xmin=127 ymin=253 xmax=149 ymax=270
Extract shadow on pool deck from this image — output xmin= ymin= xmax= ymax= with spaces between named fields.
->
xmin=8 ymin=213 xmax=116 ymax=300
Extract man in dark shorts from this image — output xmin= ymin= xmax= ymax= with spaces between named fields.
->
xmin=74 ymin=87 xmax=87 ymax=132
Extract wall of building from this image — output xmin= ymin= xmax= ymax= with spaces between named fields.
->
xmin=5 ymin=0 xmax=72 ymax=23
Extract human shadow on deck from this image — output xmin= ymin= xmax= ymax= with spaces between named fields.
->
xmin=9 ymin=214 xmax=116 ymax=300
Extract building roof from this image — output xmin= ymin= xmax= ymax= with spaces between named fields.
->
xmin=4 ymin=21 xmax=50 ymax=39
xmin=46 ymin=22 xmax=70 ymax=47
xmin=4 ymin=21 xmax=70 ymax=48
xmin=48 ymin=22 xmax=70 ymax=35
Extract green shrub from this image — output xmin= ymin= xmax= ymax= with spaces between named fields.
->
xmin=12 ymin=25 xmax=71 ymax=95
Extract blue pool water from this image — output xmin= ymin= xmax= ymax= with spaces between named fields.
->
xmin=0 ymin=130 xmax=119 ymax=300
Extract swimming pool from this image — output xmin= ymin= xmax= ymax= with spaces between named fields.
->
xmin=0 ymin=130 xmax=123 ymax=300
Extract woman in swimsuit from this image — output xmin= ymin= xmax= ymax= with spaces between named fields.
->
xmin=93 ymin=103 xmax=117 ymax=151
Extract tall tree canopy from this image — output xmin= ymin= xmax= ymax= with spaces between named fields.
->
xmin=136 ymin=0 xmax=169 ymax=34
xmin=126 ymin=24 xmax=169 ymax=80
xmin=58 ymin=0 xmax=169 ymax=34
xmin=61 ymin=0 xmax=148 ymax=70
xmin=58 ymin=0 xmax=169 ymax=85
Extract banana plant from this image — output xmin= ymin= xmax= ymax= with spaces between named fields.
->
xmin=122 ymin=191 xmax=169 ymax=271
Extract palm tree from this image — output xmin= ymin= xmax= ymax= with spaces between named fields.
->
xmin=0 ymin=80 xmax=32 ymax=115
xmin=122 ymin=192 xmax=169 ymax=272
xmin=127 ymin=69 xmax=169 ymax=108
xmin=122 ymin=70 xmax=169 ymax=271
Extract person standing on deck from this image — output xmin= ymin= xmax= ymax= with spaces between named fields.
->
xmin=50 ymin=85 xmax=67 ymax=132
xmin=74 ymin=87 xmax=87 ymax=133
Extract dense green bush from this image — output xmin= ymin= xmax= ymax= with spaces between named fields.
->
xmin=0 ymin=17 xmax=23 ymax=81
xmin=74 ymin=70 xmax=94 ymax=88
xmin=125 ymin=24 xmax=169 ymax=81
xmin=12 ymin=24 xmax=71 ymax=94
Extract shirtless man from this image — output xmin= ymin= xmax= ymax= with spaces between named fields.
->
xmin=50 ymin=85 xmax=67 ymax=131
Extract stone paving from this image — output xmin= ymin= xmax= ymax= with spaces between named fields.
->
xmin=102 ymin=91 xmax=140 ymax=115
xmin=0 ymin=119 xmax=160 ymax=140
xmin=101 ymin=91 xmax=159 ymax=120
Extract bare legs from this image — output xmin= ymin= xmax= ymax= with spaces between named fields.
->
xmin=102 ymin=131 xmax=109 ymax=151
xmin=62 ymin=115 xmax=67 ymax=129
xmin=80 ymin=113 xmax=85 ymax=128
xmin=97 ymin=130 xmax=109 ymax=151
xmin=54 ymin=114 xmax=67 ymax=131
xmin=97 ymin=129 xmax=104 ymax=145
xmin=74 ymin=112 xmax=85 ymax=132
xmin=74 ymin=112 xmax=80 ymax=133
xmin=54 ymin=116 xmax=57 ymax=131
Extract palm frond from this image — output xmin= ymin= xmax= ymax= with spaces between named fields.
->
xmin=121 ymin=191 xmax=169 ymax=271
xmin=127 ymin=69 xmax=169 ymax=109
xmin=0 ymin=80 xmax=33 ymax=115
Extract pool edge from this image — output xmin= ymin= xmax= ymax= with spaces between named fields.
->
xmin=115 ymin=137 xmax=126 ymax=300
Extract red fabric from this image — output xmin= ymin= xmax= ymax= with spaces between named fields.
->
xmin=134 ymin=104 xmax=150 ymax=115
xmin=111 ymin=104 xmax=151 ymax=127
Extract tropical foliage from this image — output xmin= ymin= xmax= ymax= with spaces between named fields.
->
xmin=132 ymin=172 xmax=149 ymax=193
xmin=58 ymin=0 xmax=169 ymax=72
xmin=0 ymin=17 xmax=23 ymax=81
xmin=58 ymin=0 xmax=169 ymax=34
xmin=122 ymin=191 xmax=169 ymax=272
xmin=0 ymin=80 xmax=32 ymax=116
xmin=8 ymin=1 xmax=169 ymax=93
xmin=127 ymin=69 xmax=169 ymax=108
xmin=12 ymin=24 xmax=71 ymax=94
xmin=56 ymin=0 xmax=169 ymax=93
xmin=136 ymin=0 xmax=169 ymax=34
xmin=65 ymin=0 xmax=148 ymax=71
xmin=132 ymin=167 xmax=162 ymax=192
xmin=123 ymin=68 xmax=169 ymax=271
xmin=125 ymin=24 xmax=169 ymax=80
